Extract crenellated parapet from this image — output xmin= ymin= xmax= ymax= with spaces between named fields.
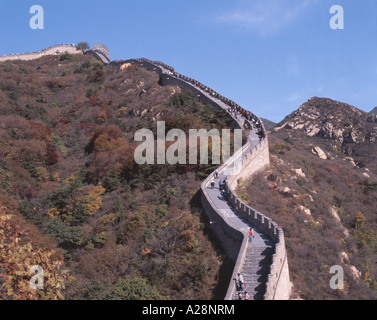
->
xmin=86 ymin=44 xmax=111 ymax=64
xmin=0 ymin=44 xmax=82 ymax=62
xmin=0 ymin=44 xmax=290 ymax=299
xmin=120 ymin=57 xmax=291 ymax=299
xmin=127 ymin=58 xmax=291 ymax=300
xmin=0 ymin=43 xmax=111 ymax=64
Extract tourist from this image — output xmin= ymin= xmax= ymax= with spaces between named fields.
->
xmin=248 ymin=228 xmax=254 ymax=244
xmin=238 ymin=273 xmax=244 ymax=291
xmin=219 ymin=180 xmax=225 ymax=191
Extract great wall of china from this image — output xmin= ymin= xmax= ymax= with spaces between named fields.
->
xmin=0 ymin=44 xmax=110 ymax=64
xmin=0 ymin=45 xmax=291 ymax=300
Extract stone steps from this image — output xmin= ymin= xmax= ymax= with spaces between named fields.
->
xmin=234 ymin=245 xmax=274 ymax=300
xmin=128 ymin=58 xmax=289 ymax=300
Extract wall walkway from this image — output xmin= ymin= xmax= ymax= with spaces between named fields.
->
xmin=0 ymin=44 xmax=81 ymax=62
xmin=0 ymin=44 xmax=111 ymax=64
xmin=120 ymin=58 xmax=291 ymax=300
xmin=0 ymin=45 xmax=291 ymax=300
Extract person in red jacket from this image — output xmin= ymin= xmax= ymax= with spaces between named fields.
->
xmin=248 ymin=228 xmax=254 ymax=243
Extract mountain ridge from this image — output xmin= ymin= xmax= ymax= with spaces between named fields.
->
xmin=239 ymin=97 xmax=377 ymax=300
xmin=1 ymin=46 xmax=377 ymax=300
xmin=275 ymin=97 xmax=377 ymax=144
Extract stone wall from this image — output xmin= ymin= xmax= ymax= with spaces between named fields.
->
xmin=213 ymin=137 xmax=290 ymax=300
xmin=127 ymin=57 xmax=291 ymax=300
xmin=155 ymin=61 xmax=290 ymax=300
xmin=199 ymin=136 xmax=290 ymax=300
xmin=0 ymin=44 xmax=111 ymax=65
xmin=0 ymin=44 xmax=81 ymax=62
xmin=0 ymin=45 xmax=290 ymax=299
xmin=227 ymin=139 xmax=270 ymax=190
xmin=224 ymin=154 xmax=291 ymax=299
xmin=88 ymin=44 xmax=111 ymax=64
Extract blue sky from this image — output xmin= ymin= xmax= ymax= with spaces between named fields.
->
xmin=1 ymin=0 xmax=376 ymax=122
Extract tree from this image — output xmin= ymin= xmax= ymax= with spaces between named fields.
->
xmin=0 ymin=200 xmax=70 ymax=300
xmin=85 ymin=125 xmax=124 ymax=154
xmin=45 ymin=142 xmax=59 ymax=166
xmin=45 ymin=218 xmax=83 ymax=249
xmin=49 ymin=184 xmax=106 ymax=225
xmin=107 ymin=273 xmax=168 ymax=300
xmin=76 ymin=42 xmax=90 ymax=51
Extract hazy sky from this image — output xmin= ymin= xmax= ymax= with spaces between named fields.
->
xmin=1 ymin=0 xmax=377 ymax=122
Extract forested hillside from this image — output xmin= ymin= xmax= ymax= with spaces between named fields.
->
xmin=0 ymin=53 xmax=236 ymax=300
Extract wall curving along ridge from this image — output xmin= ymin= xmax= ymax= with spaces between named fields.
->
xmin=123 ymin=58 xmax=291 ymax=300
xmin=0 ymin=45 xmax=291 ymax=300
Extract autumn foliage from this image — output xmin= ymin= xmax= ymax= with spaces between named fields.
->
xmin=0 ymin=191 xmax=69 ymax=300
xmin=0 ymin=54 xmax=234 ymax=300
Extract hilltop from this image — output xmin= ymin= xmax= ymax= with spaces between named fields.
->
xmin=276 ymin=97 xmax=377 ymax=144
xmin=274 ymin=97 xmax=377 ymax=173
xmin=370 ymin=107 xmax=377 ymax=115
xmin=238 ymin=97 xmax=377 ymax=299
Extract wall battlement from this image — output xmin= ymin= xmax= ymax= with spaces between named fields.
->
xmin=0 ymin=44 xmax=290 ymax=299
xmin=0 ymin=44 xmax=81 ymax=62
xmin=86 ymin=44 xmax=111 ymax=64
xmin=124 ymin=58 xmax=291 ymax=300
xmin=0 ymin=44 xmax=111 ymax=64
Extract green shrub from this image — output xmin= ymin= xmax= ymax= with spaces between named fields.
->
xmin=60 ymin=53 xmax=73 ymax=61
xmin=273 ymin=143 xmax=291 ymax=154
xmin=45 ymin=218 xmax=83 ymax=248
xmin=0 ymin=161 xmax=13 ymax=192
xmin=107 ymin=273 xmax=169 ymax=300
xmin=52 ymin=134 xmax=68 ymax=157
xmin=7 ymin=90 xmax=19 ymax=101
xmin=103 ymin=170 xmax=121 ymax=192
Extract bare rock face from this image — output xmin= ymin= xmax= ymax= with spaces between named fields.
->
xmin=344 ymin=157 xmax=357 ymax=167
xmin=278 ymin=186 xmax=294 ymax=197
xmin=319 ymin=122 xmax=344 ymax=143
xmin=305 ymin=124 xmax=320 ymax=137
xmin=120 ymin=63 xmax=132 ymax=70
xmin=362 ymin=172 xmax=370 ymax=178
xmin=330 ymin=207 xmax=349 ymax=239
xmin=370 ymin=130 xmax=377 ymax=143
xmin=312 ymin=146 xmax=327 ymax=160
xmin=294 ymin=168 xmax=306 ymax=179
xmin=340 ymin=251 xmax=362 ymax=280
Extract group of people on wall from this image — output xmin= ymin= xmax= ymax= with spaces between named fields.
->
xmin=137 ymin=57 xmax=268 ymax=143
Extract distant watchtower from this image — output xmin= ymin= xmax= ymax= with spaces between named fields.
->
xmin=85 ymin=44 xmax=111 ymax=64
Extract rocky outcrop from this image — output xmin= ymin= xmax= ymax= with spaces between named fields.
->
xmin=312 ymin=146 xmax=327 ymax=160
xmin=340 ymin=251 xmax=362 ymax=280
xmin=330 ymin=207 xmax=349 ymax=239
xmin=275 ymin=97 xmax=377 ymax=145
xmin=318 ymin=122 xmax=344 ymax=143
